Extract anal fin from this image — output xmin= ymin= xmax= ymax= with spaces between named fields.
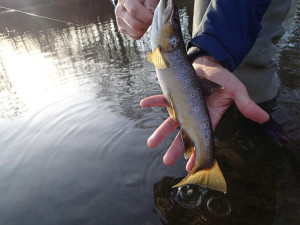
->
xmin=181 ymin=129 xmax=195 ymax=159
xmin=173 ymin=160 xmax=227 ymax=193
xmin=165 ymin=94 xmax=177 ymax=120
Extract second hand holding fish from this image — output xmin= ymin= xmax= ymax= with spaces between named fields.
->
xmin=141 ymin=55 xmax=270 ymax=171
xmin=147 ymin=0 xmax=227 ymax=192
xmin=143 ymin=0 xmax=270 ymax=193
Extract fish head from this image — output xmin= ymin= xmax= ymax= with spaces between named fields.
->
xmin=151 ymin=0 xmax=183 ymax=52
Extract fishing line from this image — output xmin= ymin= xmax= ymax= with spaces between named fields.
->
xmin=0 ymin=5 xmax=80 ymax=26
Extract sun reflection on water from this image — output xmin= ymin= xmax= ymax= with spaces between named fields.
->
xmin=0 ymin=0 xmax=193 ymax=120
xmin=0 ymin=38 xmax=83 ymax=117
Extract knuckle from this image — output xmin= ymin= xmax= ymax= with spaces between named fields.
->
xmin=116 ymin=18 xmax=124 ymax=29
xmin=134 ymin=32 xmax=144 ymax=40
xmin=116 ymin=17 xmax=122 ymax=25
xmin=146 ymin=0 xmax=159 ymax=9
xmin=114 ymin=5 xmax=122 ymax=16
xmin=127 ymin=4 xmax=139 ymax=17
xmin=130 ymin=21 xmax=143 ymax=31
xmin=120 ymin=29 xmax=128 ymax=36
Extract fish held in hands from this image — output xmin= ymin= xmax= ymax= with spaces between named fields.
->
xmin=147 ymin=0 xmax=227 ymax=193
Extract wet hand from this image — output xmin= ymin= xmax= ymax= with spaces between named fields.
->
xmin=140 ymin=56 xmax=270 ymax=171
xmin=115 ymin=0 xmax=159 ymax=40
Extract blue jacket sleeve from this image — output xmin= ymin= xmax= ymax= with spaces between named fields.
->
xmin=188 ymin=0 xmax=272 ymax=71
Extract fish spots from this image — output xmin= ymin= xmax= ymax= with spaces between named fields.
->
xmin=170 ymin=50 xmax=180 ymax=60
xmin=185 ymin=78 xmax=191 ymax=83
xmin=194 ymin=107 xmax=200 ymax=112
xmin=203 ymin=130 xmax=211 ymax=146
xmin=180 ymin=69 xmax=187 ymax=78
xmin=191 ymin=93 xmax=196 ymax=97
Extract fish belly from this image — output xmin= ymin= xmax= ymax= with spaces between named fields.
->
xmin=156 ymin=49 xmax=214 ymax=169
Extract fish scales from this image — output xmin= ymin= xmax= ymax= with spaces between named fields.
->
xmin=147 ymin=0 xmax=227 ymax=193
xmin=156 ymin=48 xmax=214 ymax=169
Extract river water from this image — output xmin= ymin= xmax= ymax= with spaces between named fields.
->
xmin=0 ymin=1 xmax=299 ymax=225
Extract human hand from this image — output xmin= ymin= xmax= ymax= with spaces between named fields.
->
xmin=140 ymin=56 xmax=270 ymax=171
xmin=115 ymin=0 xmax=159 ymax=40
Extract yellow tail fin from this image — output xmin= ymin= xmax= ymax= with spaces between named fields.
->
xmin=173 ymin=160 xmax=227 ymax=193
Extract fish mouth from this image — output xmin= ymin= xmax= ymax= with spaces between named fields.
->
xmin=156 ymin=0 xmax=174 ymax=28
xmin=150 ymin=0 xmax=175 ymax=50
xmin=162 ymin=0 xmax=175 ymax=25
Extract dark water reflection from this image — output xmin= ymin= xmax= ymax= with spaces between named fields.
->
xmin=0 ymin=0 xmax=299 ymax=225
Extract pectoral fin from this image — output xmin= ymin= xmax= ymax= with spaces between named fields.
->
xmin=173 ymin=160 xmax=227 ymax=193
xmin=198 ymin=77 xmax=223 ymax=96
xmin=180 ymin=129 xmax=195 ymax=159
xmin=165 ymin=94 xmax=177 ymax=120
xmin=147 ymin=46 xmax=169 ymax=69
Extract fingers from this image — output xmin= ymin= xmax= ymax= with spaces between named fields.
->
xmin=163 ymin=131 xmax=184 ymax=165
xmin=140 ymin=94 xmax=195 ymax=170
xmin=115 ymin=0 xmax=156 ymax=39
xmin=147 ymin=117 xmax=179 ymax=148
xmin=162 ymin=131 xmax=196 ymax=172
xmin=115 ymin=7 xmax=147 ymax=39
xmin=186 ymin=152 xmax=196 ymax=172
xmin=234 ymin=86 xmax=270 ymax=123
xmin=140 ymin=95 xmax=168 ymax=107
xmin=122 ymin=0 xmax=154 ymax=24
xmin=143 ymin=0 xmax=159 ymax=13
xmin=140 ymin=95 xmax=186 ymax=165
xmin=116 ymin=17 xmax=143 ymax=39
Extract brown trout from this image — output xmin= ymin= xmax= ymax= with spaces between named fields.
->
xmin=147 ymin=0 xmax=227 ymax=193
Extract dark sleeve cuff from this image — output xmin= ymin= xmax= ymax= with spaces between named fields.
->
xmin=187 ymin=35 xmax=236 ymax=72
xmin=187 ymin=46 xmax=210 ymax=64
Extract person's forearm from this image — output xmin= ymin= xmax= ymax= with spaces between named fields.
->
xmin=188 ymin=0 xmax=273 ymax=71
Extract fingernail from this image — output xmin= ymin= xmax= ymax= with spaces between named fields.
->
xmin=163 ymin=154 xmax=172 ymax=166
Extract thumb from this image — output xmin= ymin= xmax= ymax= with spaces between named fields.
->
xmin=234 ymin=86 xmax=270 ymax=123
xmin=143 ymin=0 xmax=159 ymax=13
